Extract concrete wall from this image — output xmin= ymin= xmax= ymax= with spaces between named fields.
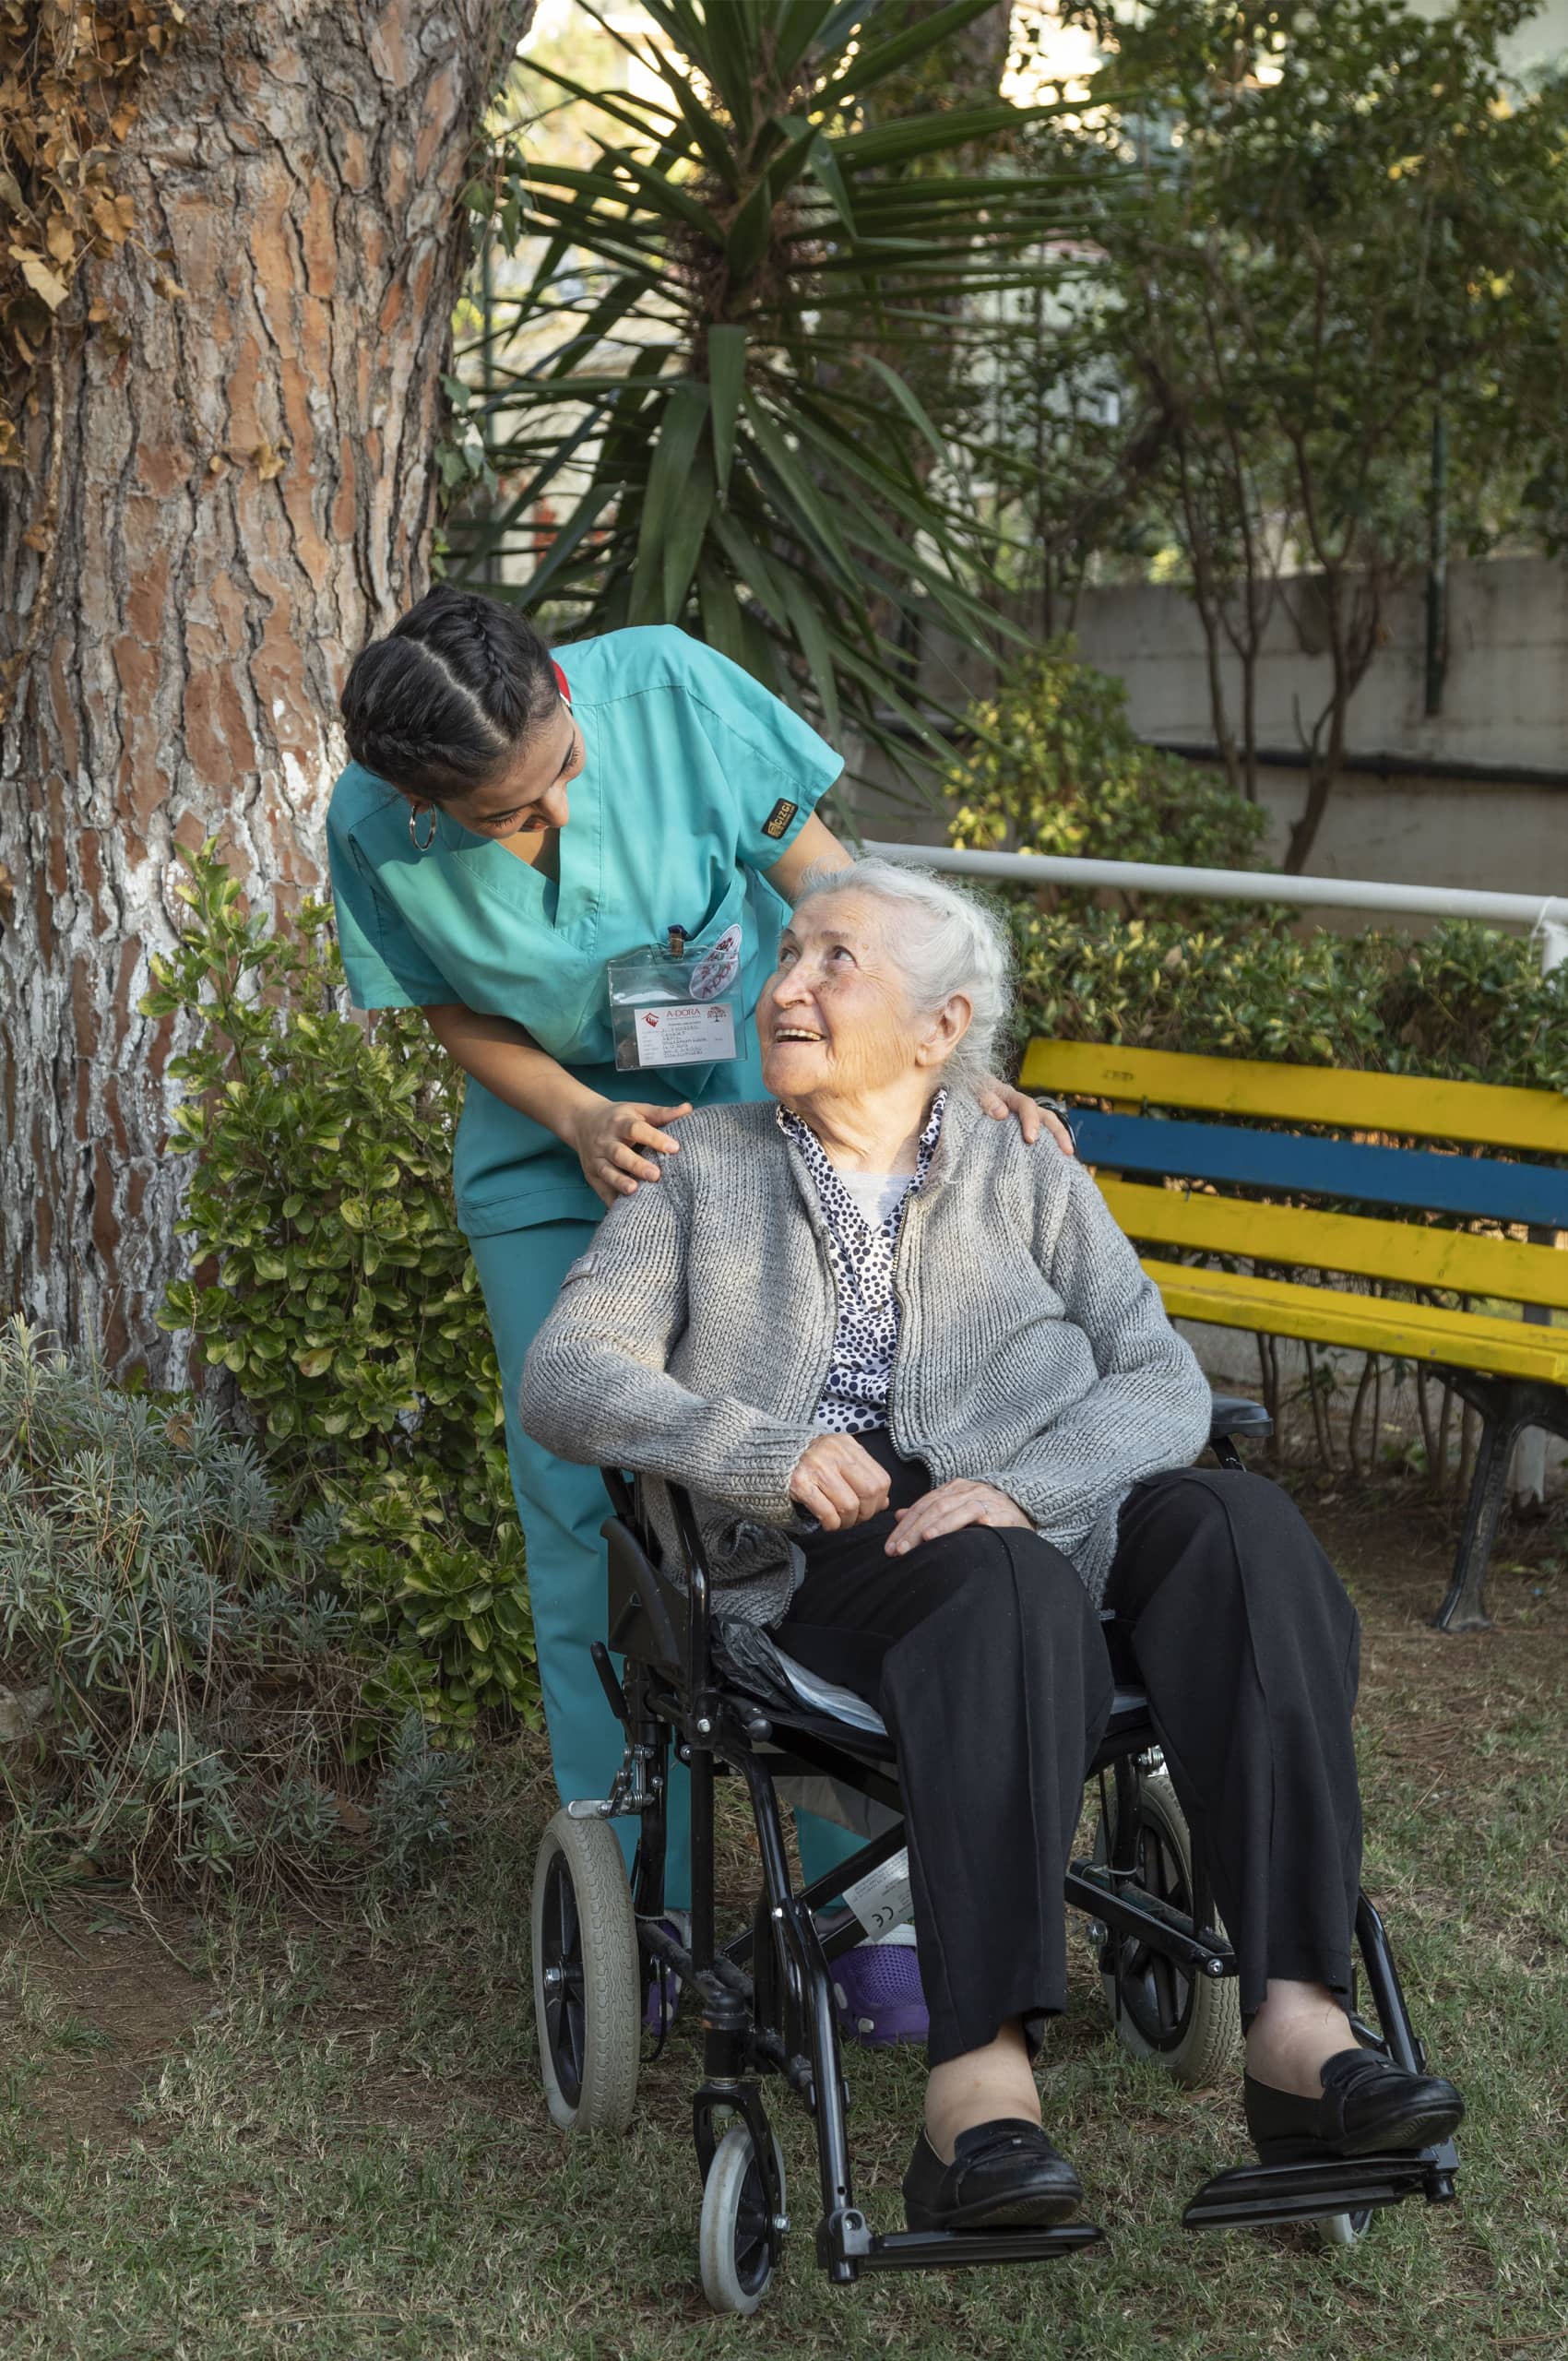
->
xmin=849 ymin=556 xmax=1568 ymax=914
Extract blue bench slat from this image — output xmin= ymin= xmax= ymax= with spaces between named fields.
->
xmin=1071 ymin=1111 xmax=1568 ymax=1230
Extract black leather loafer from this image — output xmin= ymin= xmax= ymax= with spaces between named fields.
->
xmin=1245 ymin=2048 xmax=1464 ymax=2165
xmin=903 ymin=2118 xmax=1085 ymax=2231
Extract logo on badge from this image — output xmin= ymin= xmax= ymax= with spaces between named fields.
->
xmin=762 ymin=799 xmax=798 ymax=841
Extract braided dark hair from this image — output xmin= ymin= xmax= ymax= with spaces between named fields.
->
xmin=339 ymin=587 xmax=562 ymax=802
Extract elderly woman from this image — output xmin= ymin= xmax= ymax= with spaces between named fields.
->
xmin=519 ymin=859 xmax=1463 ymax=2232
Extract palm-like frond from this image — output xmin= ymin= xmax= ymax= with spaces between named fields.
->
xmin=453 ymin=0 xmax=1095 ymax=773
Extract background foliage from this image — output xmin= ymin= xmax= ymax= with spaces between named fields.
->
xmin=457 ymin=0 xmax=1087 ymax=772
xmin=944 ymin=639 xmax=1269 ymax=873
xmin=140 ymin=848 xmax=539 ymax=1744
xmin=956 ymin=647 xmax=1568 ymax=1084
xmin=0 ymin=1320 xmax=467 ymax=1897
xmin=992 ymin=0 xmax=1568 ymax=865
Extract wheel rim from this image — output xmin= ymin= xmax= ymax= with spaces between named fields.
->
xmin=540 ymin=1854 xmax=588 ymax=2106
xmin=732 ymin=2145 xmax=774 ymax=2296
xmin=1112 ymin=1817 xmax=1195 ymax=2051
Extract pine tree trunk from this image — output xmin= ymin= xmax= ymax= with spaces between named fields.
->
xmin=0 ymin=2 xmax=533 ymax=1372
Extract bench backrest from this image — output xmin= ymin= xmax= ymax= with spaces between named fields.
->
xmin=1019 ymin=1039 xmax=1568 ymax=1311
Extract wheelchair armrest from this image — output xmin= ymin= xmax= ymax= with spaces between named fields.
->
xmin=1208 ymin=1391 xmax=1272 ymax=1444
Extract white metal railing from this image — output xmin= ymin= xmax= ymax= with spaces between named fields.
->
xmin=861 ymin=844 xmax=1568 ymax=974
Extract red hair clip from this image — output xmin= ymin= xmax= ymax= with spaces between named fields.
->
xmin=552 ymin=659 xmax=572 ymax=705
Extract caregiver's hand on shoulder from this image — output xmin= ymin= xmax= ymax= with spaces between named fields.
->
xmin=570 ymin=1096 xmax=692 ymax=1205
xmin=886 ymin=1479 xmax=1031 ymax=1556
xmin=789 ymin=1434 xmax=892 ymax=1532
xmin=976 ymin=1078 xmax=1075 ymax=1156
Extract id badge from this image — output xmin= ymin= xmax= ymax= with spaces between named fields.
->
xmin=608 ymin=924 xmax=743 ymax=1072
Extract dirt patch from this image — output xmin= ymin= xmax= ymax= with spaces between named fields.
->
xmin=0 ymin=1897 xmax=208 ymax=2153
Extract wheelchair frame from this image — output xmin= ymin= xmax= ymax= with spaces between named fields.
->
xmin=547 ymin=1406 xmax=1458 ymax=2294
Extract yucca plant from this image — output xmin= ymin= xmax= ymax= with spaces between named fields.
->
xmin=454 ymin=0 xmax=1093 ymax=773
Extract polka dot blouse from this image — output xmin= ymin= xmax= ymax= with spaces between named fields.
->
xmin=777 ymin=1093 xmax=947 ymax=1434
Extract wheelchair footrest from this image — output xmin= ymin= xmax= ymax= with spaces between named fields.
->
xmin=819 ymin=2207 xmax=1103 ymax=2275
xmin=1182 ymin=2145 xmax=1458 ymax=2232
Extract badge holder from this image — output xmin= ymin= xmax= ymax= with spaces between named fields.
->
xmin=609 ymin=925 xmax=743 ymax=1073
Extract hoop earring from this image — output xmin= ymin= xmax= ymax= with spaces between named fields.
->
xmin=409 ymin=803 xmax=438 ymax=853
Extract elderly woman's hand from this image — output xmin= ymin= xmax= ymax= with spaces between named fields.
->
xmin=976 ymin=1079 xmax=1075 ymax=1156
xmin=789 ymin=1433 xmax=892 ymax=1531
xmin=885 ymin=1478 xmax=1032 ymax=1555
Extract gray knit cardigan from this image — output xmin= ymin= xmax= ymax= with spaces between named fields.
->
xmin=518 ymin=1091 xmax=1212 ymax=1625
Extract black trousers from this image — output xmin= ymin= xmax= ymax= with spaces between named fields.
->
xmin=773 ymin=1434 xmax=1362 ymax=2069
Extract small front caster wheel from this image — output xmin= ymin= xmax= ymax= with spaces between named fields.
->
xmin=531 ymin=1809 xmax=640 ymax=2133
xmin=1316 ymin=2205 xmax=1374 ymax=2248
xmin=698 ymin=2123 xmax=787 ymax=2315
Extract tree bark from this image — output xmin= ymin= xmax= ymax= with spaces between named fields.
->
xmin=0 ymin=1 xmax=533 ymax=1372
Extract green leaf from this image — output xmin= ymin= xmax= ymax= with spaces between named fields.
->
xmin=707 ymin=326 xmax=747 ymax=501
xmin=629 ymin=382 xmax=710 ymax=625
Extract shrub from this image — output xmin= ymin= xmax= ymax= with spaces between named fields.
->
xmin=0 ymin=1322 xmax=467 ymax=1896
xmin=1004 ymin=895 xmax=1568 ymax=1090
xmin=945 ymin=641 xmax=1270 ymax=876
xmin=139 ymin=847 xmax=539 ymax=1739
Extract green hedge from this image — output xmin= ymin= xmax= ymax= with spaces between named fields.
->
xmin=141 ymin=847 xmax=538 ymax=1742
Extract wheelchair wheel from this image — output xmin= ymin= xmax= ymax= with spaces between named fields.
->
xmin=698 ymin=2122 xmax=786 ymax=2316
xmin=531 ymin=1809 xmax=640 ymax=2134
xmin=1092 ymin=1771 xmax=1242 ymax=2088
xmin=1316 ymin=2206 xmax=1374 ymax=2248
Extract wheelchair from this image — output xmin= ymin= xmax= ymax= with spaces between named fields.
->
xmin=529 ymin=1396 xmax=1459 ymax=2315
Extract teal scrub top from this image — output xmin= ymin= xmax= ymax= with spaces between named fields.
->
xmin=326 ymin=624 xmax=844 ymax=1238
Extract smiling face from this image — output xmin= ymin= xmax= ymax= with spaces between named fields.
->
xmin=759 ymin=890 xmax=969 ymax=1109
xmin=409 ymin=698 xmax=585 ymax=839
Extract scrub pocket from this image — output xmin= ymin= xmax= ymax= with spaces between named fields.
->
xmin=607 ymin=908 xmax=747 ymax=1074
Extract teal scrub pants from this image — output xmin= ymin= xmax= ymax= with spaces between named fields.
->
xmin=469 ymin=1218 xmax=862 ymax=1906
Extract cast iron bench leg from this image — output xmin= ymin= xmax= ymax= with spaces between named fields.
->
xmin=1433 ymin=1394 xmax=1522 ymax=1633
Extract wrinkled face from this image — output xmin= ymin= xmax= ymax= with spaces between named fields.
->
xmin=760 ymin=892 xmax=958 ymax=1103
xmin=408 ymin=698 xmax=585 ymax=837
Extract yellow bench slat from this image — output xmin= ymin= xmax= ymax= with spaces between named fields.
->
xmin=1144 ymin=1260 xmax=1568 ymax=1384
xmin=1021 ymin=1039 xmax=1568 ymax=1155
xmin=1099 ymin=1180 xmax=1568 ymax=1311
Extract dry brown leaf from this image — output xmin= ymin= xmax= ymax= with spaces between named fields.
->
xmin=252 ymin=438 xmax=289 ymax=481
xmin=45 ymin=211 xmax=74 ymax=266
xmin=336 ymin=1796 xmax=372 ymax=1836
xmin=151 ymin=267 xmax=186 ymax=302
xmin=15 ymin=247 xmax=67 ymax=310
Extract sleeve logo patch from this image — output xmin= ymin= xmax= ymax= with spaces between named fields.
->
xmin=762 ymin=798 xmax=798 ymax=841
xmin=563 ymin=1252 xmax=599 ymax=1287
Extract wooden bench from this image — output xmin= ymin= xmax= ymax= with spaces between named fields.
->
xmin=1019 ymin=1038 xmax=1568 ymax=1631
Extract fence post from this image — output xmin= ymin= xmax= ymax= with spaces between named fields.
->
xmin=1514 ymin=915 xmax=1568 ymax=1508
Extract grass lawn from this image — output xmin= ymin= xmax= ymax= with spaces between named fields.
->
xmin=2 ymin=1480 xmax=1565 ymax=2360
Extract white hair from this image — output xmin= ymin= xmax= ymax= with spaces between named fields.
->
xmin=790 ymin=854 xmax=1015 ymax=1093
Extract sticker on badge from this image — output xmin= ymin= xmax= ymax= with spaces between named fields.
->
xmin=690 ymin=922 xmax=742 ymax=1003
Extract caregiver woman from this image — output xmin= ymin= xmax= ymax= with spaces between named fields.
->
xmin=327 ymin=588 xmax=1065 ymax=2025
